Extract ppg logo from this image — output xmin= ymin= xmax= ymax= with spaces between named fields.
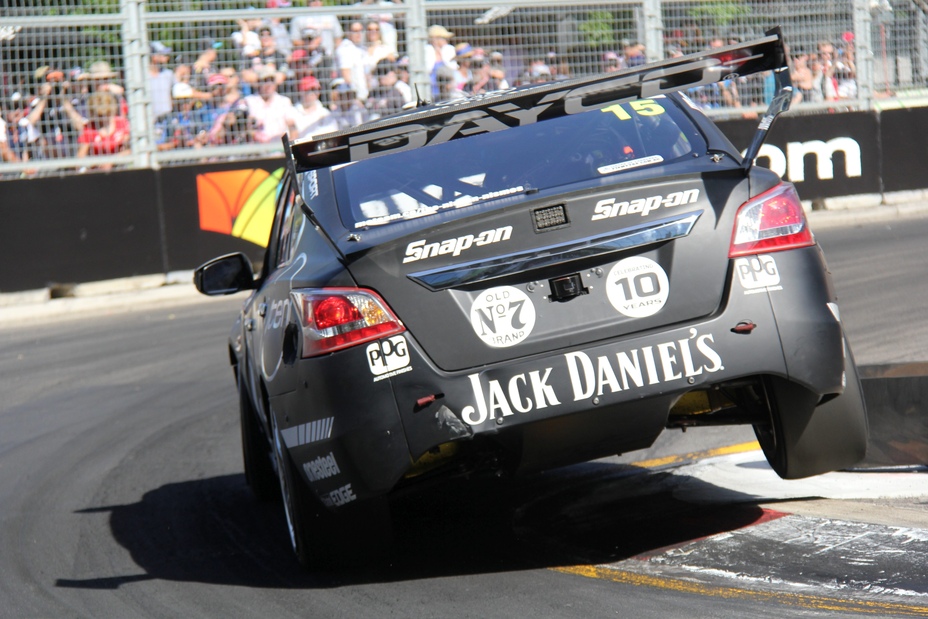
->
xmin=366 ymin=335 xmax=410 ymax=376
xmin=735 ymin=255 xmax=780 ymax=290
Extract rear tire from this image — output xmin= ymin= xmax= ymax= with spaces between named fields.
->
xmin=239 ymin=370 xmax=278 ymax=501
xmin=270 ymin=411 xmax=393 ymax=570
xmin=755 ymin=335 xmax=869 ymax=479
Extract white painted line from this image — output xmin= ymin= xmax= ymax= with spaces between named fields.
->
xmin=671 ymin=450 xmax=928 ymax=502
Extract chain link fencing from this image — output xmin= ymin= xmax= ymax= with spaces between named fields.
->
xmin=2 ymin=0 xmax=926 ymax=177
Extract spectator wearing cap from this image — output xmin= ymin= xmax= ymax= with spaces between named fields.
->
xmin=485 ymin=51 xmax=510 ymax=89
xmin=336 ymin=21 xmax=369 ymax=101
xmin=366 ymin=60 xmax=406 ymax=120
xmin=153 ymin=82 xmax=206 ymax=150
xmin=0 ymin=110 xmax=20 ymax=163
xmin=244 ymin=66 xmax=300 ymax=143
xmin=393 ymin=56 xmax=413 ymax=105
xmin=528 ymin=57 xmax=552 ymax=84
xmin=293 ymin=75 xmax=338 ymax=139
xmin=207 ymin=72 xmax=251 ymax=145
xmin=328 ymin=78 xmax=368 ymax=130
xmin=470 ymin=52 xmax=507 ymax=95
xmin=17 ymin=66 xmax=81 ymax=161
xmin=434 ymin=64 xmax=465 ymax=102
xmin=190 ymin=39 xmax=224 ymax=94
xmin=290 ymin=0 xmax=342 ymax=58
xmin=263 ymin=2 xmax=294 ymax=60
xmin=257 ymin=24 xmax=291 ymax=76
xmin=603 ymin=51 xmax=622 ymax=73
xmin=149 ymin=42 xmax=175 ymax=122
xmin=173 ymin=63 xmax=211 ymax=102
xmin=197 ymin=73 xmax=231 ymax=134
xmin=232 ymin=17 xmax=263 ymax=70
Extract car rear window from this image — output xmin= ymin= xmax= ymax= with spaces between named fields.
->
xmin=333 ymin=94 xmax=705 ymax=231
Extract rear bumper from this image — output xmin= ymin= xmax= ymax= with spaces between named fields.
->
xmin=273 ymin=245 xmax=845 ymax=508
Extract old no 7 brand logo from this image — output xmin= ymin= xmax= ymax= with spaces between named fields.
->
xmin=470 ymin=286 xmax=537 ymax=348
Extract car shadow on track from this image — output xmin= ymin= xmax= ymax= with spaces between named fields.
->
xmin=55 ymin=463 xmax=770 ymax=589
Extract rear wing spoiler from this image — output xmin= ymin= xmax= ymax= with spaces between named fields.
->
xmin=291 ymin=27 xmax=791 ymax=172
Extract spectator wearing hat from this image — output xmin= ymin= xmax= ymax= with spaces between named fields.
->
xmin=293 ymin=75 xmax=338 ymax=139
xmin=76 ymin=60 xmax=127 ymax=122
xmin=453 ymin=43 xmax=475 ymax=93
xmin=78 ymin=60 xmax=125 ymax=97
xmin=336 ymin=21 xmax=369 ymax=102
xmin=426 ymin=24 xmax=457 ymax=98
xmin=76 ymin=90 xmax=131 ymax=169
xmin=244 ymin=66 xmax=300 ymax=143
xmin=290 ymin=0 xmax=342 ymax=58
xmin=149 ymin=42 xmax=175 ymax=123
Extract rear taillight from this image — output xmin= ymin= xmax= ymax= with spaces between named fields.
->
xmin=291 ymin=288 xmax=404 ymax=357
xmin=729 ymin=183 xmax=814 ymax=258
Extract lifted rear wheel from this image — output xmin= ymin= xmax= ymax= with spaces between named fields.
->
xmin=755 ymin=336 xmax=869 ymax=479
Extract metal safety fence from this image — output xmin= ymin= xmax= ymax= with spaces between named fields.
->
xmin=2 ymin=0 xmax=926 ymax=178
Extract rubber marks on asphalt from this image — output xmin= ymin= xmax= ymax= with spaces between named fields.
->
xmin=555 ymin=449 xmax=928 ymax=613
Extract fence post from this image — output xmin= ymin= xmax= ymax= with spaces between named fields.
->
xmin=643 ymin=0 xmax=664 ymax=63
xmin=123 ymin=0 xmax=154 ymax=169
xmin=406 ymin=0 xmax=430 ymax=102
xmin=853 ymin=0 xmax=873 ymax=109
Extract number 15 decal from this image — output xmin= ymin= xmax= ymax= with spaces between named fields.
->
xmin=602 ymin=99 xmax=666 ymax=120
xmin=606 ymin=257 xmax=670 ymax=318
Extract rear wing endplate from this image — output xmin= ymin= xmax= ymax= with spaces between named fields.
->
xmin=291 ymin=27 xmax=790 ymax=172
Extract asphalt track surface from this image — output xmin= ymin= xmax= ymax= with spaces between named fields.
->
xmin=1 ymin=211 xmax=927 ymax=618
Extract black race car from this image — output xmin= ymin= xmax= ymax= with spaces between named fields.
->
xmin=195 ymin=28 xmax=868 ymax=568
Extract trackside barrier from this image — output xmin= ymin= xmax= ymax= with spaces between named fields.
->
xmin=0 ymin=104 xmax=926 ymax=294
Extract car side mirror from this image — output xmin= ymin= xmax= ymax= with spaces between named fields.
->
xmin=193 ymin=253 xmax=256 ymax=295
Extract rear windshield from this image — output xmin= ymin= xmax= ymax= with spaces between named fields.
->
xmin=333 ymin=94 xmax=705 ymax=231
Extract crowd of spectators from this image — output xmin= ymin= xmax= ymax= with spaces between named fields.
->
xmin=0 ymin=8 xmax=861 ymax=171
